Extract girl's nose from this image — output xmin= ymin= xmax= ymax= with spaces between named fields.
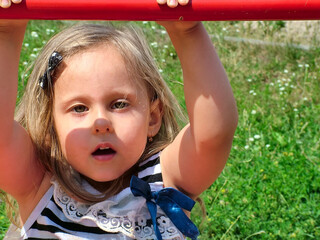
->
xmin=92 ymin=118 xmax=113 ymax=134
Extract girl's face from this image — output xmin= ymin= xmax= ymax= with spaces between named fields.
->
xmin=52 ymin=44 xmax=161 ymax=183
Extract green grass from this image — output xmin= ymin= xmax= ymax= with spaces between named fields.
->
xmin=1 ymin=20 xmax=319 ymax=239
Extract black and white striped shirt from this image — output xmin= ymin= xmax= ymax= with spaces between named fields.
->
xmin=21 ymin=152 xmax=186 ymax=240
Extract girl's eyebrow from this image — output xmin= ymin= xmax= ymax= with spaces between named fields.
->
xmin=57 ymin=95 xmax=93 ymax=110
xmin=57 ymin=91 xmax=136 ymax=108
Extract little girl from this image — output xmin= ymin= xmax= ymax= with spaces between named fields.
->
xmin=0 ymin=0 xmax=238 ymax=239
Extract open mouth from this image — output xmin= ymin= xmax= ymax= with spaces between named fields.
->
xmin=92 ymin=147 xmax=116 ymax=156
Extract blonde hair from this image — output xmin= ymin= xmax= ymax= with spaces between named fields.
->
xmin=14 ymin=23 xmax=186 ymax=203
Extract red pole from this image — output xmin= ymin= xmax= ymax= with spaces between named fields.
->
xmin=1 ymin=0 xmax=320 ymax=21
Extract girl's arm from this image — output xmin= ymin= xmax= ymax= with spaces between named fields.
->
xmin=160 ymin=21 xmax=238 ymax=198
xmin=0 ymin=19 xmax=44 ymax=205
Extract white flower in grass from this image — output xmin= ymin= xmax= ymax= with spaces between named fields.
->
xmin=161 ymin=30 xmax=166 ymax=35
xmin=284 ymin=69 xmax=289 ymax=73
xmin=143 ymin=21 xmax=148 ymax=24
xmin=249 ymin=137 xmax=254 ymax=142
xmin=298 ymin=64 xmax=303 ymax=68
xmin=150 ymin=42 xmax=158 ymax=48
xmin=254 ymin=135 xmax=261 ymax=139
xmin=159 ymin=69 xmax=163 ymax=73
xmin=294 ymin=108 xmax=298 ymax=112
xmin=251 ymin=110 xmax=257 ymax=115
xmin=249 ymin=90 xmax=257 ymax=96
xmin=265 ymin=144 xmax=270 ymax=148
xmin=30 ymin=53 xmax=37 ymax=58
xmin=247 ymin=79 xmax=252 ymax=82
xmin=24 ymin=43 xmax=29 ymax=47
xmin=31 ymin=31 xmax=39 ymax=38
xmin=244 ymin=145 xmax=249 ymax=149
xmin=23 ymin=61 xmax=28 ymax=66
xmin=305 ymin=64 xmax=309 ymax=68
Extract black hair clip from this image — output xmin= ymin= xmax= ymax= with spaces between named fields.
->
xmin=39 ymin=51 xmax=63 ymax=90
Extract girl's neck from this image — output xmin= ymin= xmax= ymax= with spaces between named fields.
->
xmin=80 ymin=164 xmax=138 ymax=197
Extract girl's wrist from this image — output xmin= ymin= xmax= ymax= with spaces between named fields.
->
xmin=0 ymin=20 xmax=28 ymax=31
xmin=160 ymin=21 xmax=202 ymax=37
xmin=0 ymin=20 xmax=27 ymax=47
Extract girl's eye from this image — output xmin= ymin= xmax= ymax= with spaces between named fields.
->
xmin=111 ymin=101 xmax=129 ymax=109
xmin=72 ymin=105 xmax=88 ymax=113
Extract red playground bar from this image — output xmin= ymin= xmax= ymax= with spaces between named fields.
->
xmin=1 ymin=0 xmax=320 ymax=21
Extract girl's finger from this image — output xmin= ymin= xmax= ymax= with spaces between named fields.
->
xmin=12 ymin=0 xmax=22 ymax=4
xmin=178 ymin=0 xmax=189 ymax=6
xmin=0 ymin=0 xmax=11 ymax=8
xmin=157 ymin=0 xmax=167 ymax=5
xmin=167 ymin=0 xmax=178 ymax=8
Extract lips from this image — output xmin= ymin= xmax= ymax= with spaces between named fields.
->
xmin=92 ymin=143 xmax=116 ymax=160
xmin=92 ymin=147 xmax=116 ymax=156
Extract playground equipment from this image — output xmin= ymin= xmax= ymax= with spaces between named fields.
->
xmin=1 ymin=0 xmax=320 ymax=21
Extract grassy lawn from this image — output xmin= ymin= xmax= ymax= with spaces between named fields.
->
xmin=1 ymin=20 xmax=319 ymax=239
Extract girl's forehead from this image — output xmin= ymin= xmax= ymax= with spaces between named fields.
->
xmin=53 ymin=45 xmax=149 ymax=99
xmin=60 ymin=46 xmax=126 ymax=81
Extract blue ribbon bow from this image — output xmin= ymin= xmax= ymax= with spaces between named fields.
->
xmin=130 ymin=176 xmax=199 ymax=240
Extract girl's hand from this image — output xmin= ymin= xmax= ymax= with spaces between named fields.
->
xmin=157 ymin=0 xmax=188 ymax=8
xmin=156 ymin=0 xmax=198 ymax=32
xmin=0 ymin=0 xmax=26 ymax=28
xmin=0 ymin=0 xmax=22 ymax=8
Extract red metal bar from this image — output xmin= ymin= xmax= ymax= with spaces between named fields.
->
xmin=1 ymin=0 xmax=320 ymax=21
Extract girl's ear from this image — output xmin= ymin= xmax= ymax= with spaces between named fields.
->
xmin=148 ymin=98 xmax=163 ymax=137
